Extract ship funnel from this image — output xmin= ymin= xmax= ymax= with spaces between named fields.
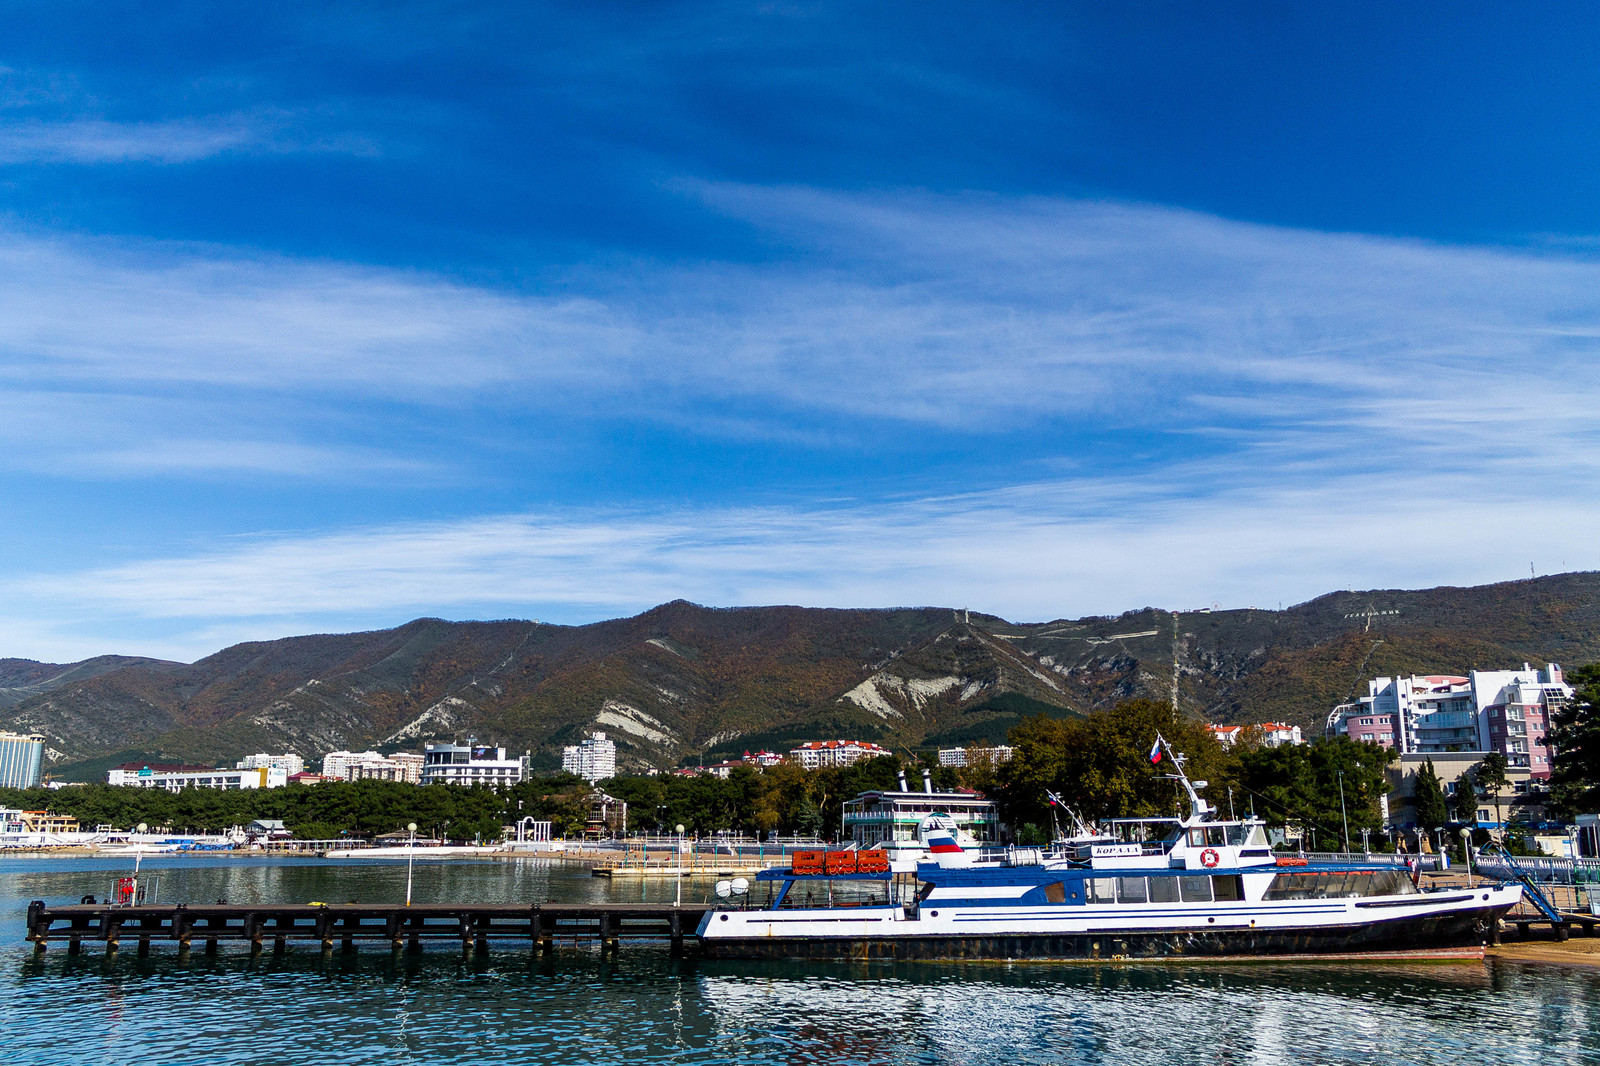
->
xmin=922 ymin=768 xmax=934 ymax=793
xmin=897 ymin=770 xmax=909 ymax=791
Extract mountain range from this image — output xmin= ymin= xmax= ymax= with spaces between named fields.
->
xmin=5 ymin=572 xmax=1598 ymax=781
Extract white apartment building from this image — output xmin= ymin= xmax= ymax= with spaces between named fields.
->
xmin=236 ymin=752 xmax=306 ymax=775
xmin=107 ymin=764 xmax=288 ymax=791
xmin=423 ymin=741 xmax=528 ymax=787
xmin=937 ymin=745 xmax=1015 ymax=768
xmin=562 ymin=732 xmax=617 ymax=782
xmin=1326 ymin=664 xmax=1570 ymax=778
xmin=788 ymin=740 xmax=893 ymax=770
xmin=319 ymin=750 xmax=424 ymax=784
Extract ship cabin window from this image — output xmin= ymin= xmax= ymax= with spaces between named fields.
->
xmin=1116 ymin=877 xmax=1148 ymax=904
xmin=1263 ymin=870 xmax=1418 ymax=901
xmin=1091 ymin=875 xmax=1241 ymax=904
xmin=1188 ymin=827 xmax=1228 ymax=847
xmin=1042 ymin=881 xmax=1066 ymax=904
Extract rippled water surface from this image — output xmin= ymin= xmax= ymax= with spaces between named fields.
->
xmin=3 ymin=854 xmax=1598 ymax=1065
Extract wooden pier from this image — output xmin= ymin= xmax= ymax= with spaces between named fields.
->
xmin=24 ymin=900 xmax=711 ymax=956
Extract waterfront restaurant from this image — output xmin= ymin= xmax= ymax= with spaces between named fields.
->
xmin=841 ymin=771 xmax=999 ymax=852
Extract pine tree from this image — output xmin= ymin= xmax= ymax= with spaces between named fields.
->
xmin=1551 ymin=663 xmax=1600 ymax=815
xmin=1452 ymin=770 xmax=1478 ymax=823
xmin=1414 ymin=758 xmax=1447 ymax=832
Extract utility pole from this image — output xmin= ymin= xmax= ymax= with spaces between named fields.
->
xmin=1337 ymin=771 xmax=1350 ymax=853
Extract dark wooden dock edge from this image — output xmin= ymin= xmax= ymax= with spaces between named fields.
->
xmin=24 ymin=901 xmax=711 ymax=956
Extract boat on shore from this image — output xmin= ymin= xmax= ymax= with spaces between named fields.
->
xmin=697 ymin=739 xmax=1522 ymax=961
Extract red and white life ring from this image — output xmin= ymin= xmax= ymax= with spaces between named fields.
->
xmin=1200 ymin=848 xmax=1221 ymax=869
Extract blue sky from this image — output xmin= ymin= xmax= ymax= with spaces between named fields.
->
xmin=2 ymin=3 xmax=1599 ymax=662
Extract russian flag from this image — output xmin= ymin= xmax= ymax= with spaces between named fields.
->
xmin=927 ymin=832 xmax=964 ymax=854
xmin=1148 ymin=737 xmax=1163 ymax=764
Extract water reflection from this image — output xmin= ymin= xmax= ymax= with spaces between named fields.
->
xmin=2 ymin=856 xmax=1599 ymax=1066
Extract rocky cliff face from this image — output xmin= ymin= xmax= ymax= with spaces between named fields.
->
xmin=6 ymin=573 xmax=1598 ymax=779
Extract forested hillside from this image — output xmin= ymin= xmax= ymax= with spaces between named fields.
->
xmin=3 ymin=572 xmax=1596 ymax=780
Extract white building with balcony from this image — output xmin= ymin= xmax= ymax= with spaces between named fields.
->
xmin=236 ymin=752 xmax=305 ymax=775
xmin=320 ymin=750 xmax=423 ymax=783
xmin=424 ymin=740 xmax=528 ymax=787
xmin=107 ymin=763 xmax=288 ymax=791
xmin=788 ymin=740 xmax=893 ymax=769
xmin=1326 ymin=664 xmax=1570 ymax=779
xmin=562 ymin=732 xmax=617 ymax=782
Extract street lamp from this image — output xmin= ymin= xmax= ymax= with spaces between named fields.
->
xmin=405 ymin=822 xmax=418 ymax=906
xmin=1459 ymin=826 xmax=1475 ymax=888
xmin=1360 ymin=827 xmax=1371 ymax=857
xmin=675 ymin=823 xmax=686 ymax=907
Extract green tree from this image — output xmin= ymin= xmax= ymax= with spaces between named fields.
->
xmin=1475 ymin=751 xmax=1509 ymax=828
xmin=1233 ymin=736 xmax=1393 ymax=845
xmin=1551 ymin=663 xmax=1600 ymax=815
xmin=1414 ymin=758 xmax=1448 ymax=832
xmin=794 ymin=795 xmax=823 ymax=839
xmin=995 ymin=699 xmax=1230 ymax=831
xmin=1452 ymin=769 xmax=1478 ymax=824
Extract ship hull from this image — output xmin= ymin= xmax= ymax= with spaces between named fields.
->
xmin=696 ymin=903 xmax=1511 ymax=961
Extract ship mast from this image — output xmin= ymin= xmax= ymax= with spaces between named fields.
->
xmin=1154 ymin=734 xmax=1213 ymax=823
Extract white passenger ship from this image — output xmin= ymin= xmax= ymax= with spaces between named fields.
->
xmin=697 ymin=739 xmax=1522 ymax=960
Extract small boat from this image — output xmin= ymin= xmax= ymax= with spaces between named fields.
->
xmin=697 ymin=740 xmax=1521 ymax=961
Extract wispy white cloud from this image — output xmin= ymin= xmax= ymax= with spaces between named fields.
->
xmin=0 ymin=110 xmax=382 ymax=164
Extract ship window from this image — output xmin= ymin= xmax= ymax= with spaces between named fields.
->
xmin=1087 ymin=878 xmax=1116 ymax=904
xmin=1116 ymin=877 xmax=1148 ymax=904
xmin=1206 ymin=827 xmax=1227 ymax=847
xmin=1042 ymin=882 xmax=1066 ymax=904
xmin=1179 ymin=875 xmax=1213 ymax=903
xmin=1211 ymin=875 xmax=1243 ymax=901
xmin=1148 ymin=876 xmax=1180 ymax=903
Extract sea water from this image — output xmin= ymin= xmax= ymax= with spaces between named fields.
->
xmin=1 ymin=854 xmax=1598 ymax=1066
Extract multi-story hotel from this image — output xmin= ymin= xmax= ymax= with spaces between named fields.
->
xmin=0 ymin=732 xmax=45 ymax=789
xmin=561 ymin=732 xmax=617 ymax=782
xmin=1327 ymin=664 xmax=1570 ymax=778
xmin=788 ymin=739 xmax=893 ymax=769
xmin=423 ymin=740 xmax=528 ymax=787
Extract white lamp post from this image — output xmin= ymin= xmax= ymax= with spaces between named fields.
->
xmin=132 ymin=822 xmax=148 ymax=901
xmin=1459 ymin=826 xmax=1474 ymax=888
xmin=405 ymin=822 xmax=418 ymax=906
xmin=675 ymin=823 xmax=686 ymax=907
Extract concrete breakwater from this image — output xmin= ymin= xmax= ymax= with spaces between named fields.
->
xmin=26 ymin=900 xmax=711 ymax=956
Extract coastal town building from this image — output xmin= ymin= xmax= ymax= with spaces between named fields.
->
xmin=1326 ymin=664 xmax=1570 ymax=778
xmin=106 ymin=763 xmax=288 ymax=791
xmin=0 ymin=732 xmax=45 ymax=789
xmin=319 ymin=750 xmax=423 ymax=784
xmin=562 ymin=732 xmax=617 ymax=782
xmin=423 ymin=740 xmax=528 ymax=787
xmin=788 ymin=740 xmax=893 ymax=769
xmin=1386 ymin=752 xmax=1540 ymax=831
xmin=937 ymin=745 xmax=1015 ymax=768
xmin=0 ymin=809 xmax=80 ymax=835
xmin=842 ymin=772 xmax=999 ymax=850
xmin=235 ymin=752 xmax=306 ymax=775
xmin=287 ymin=771 xmax=327 ymax=785
xmin=1205 ymin=723 xmax=1304 ymax=749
